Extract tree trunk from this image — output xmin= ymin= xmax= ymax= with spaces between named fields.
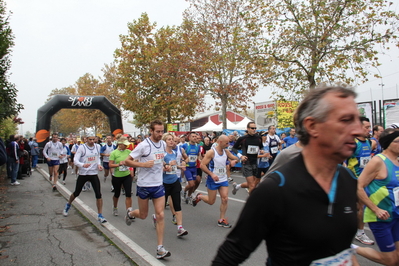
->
xmin=221 ymin=96 xmax=228 ymax=130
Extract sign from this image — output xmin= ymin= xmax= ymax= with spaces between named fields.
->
xmin=254 ymin=101 xmax=276 ymax=130
xmin=357 ymin=102 xmax=373 ymax=129
xmin=167 ymin=123 xmax=179 ymax=132
xmin=383 ymin=99 xmax=399 ymax=128
xmin=68 ymin=96 xmax=94 ymax=107
xmin=276 ymin=101 xmax=298 ymax=128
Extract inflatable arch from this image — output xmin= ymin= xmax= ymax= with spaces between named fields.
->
xmin=35 ymin=95 xmax=123 ymax=146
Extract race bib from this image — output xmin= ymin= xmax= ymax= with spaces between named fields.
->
xmin=189 ymin=155 xmax=198 ymax=162
xmin=166 ymin=165 xmax=177 ymax=175
xmin=394 ymin=187 xmax=399 ymax=206
xmin=247 ymin=145 xmax=259 ymax=154
xmin=261 ymin=156 xmax=269 ymax=162
xmin=310 ymin=248 xmax=354 ymax=266
xmin=154 ymin=151 xmax=165 ymax=164
xmin=51 ymin=152 xmax=58 ymax=157
xmin=359 ymin=156 xmax=371 ymax=168
xmin=270 ymin=146 xmax=279 ymax=154
xmin=85 ymin=156 xmax=98 ymax=165
xmin=214 ymin=167 xmax=226 ymax=176
xmin=119 ymin=165 xmax=129 ymax=172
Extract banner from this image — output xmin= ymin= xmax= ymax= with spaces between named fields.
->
xmin=254 ymin=101 xmax=276 ymax=130
xmin=383 ymin=99 xmax=399 ymax=128
xmin=167 ymin=123 xmax=179 ymax=132
xmin=357 ymin=102 xmax=373 ymax=129
xmin=276 ymin=101 xmax=298 ymax=128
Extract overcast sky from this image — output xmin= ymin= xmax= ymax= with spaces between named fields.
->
xmin=6 ymin=0 xmax=399 ymax=134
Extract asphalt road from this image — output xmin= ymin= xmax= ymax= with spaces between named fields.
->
xmin=39 ymin=164 xmax=380 ymax=265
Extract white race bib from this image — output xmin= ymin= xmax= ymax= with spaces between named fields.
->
xmin=51 ymin=152 xmax=58 ymax=157
xmin=261 ymin=156 xmax=269 ymax=162
xmin=359 ymin=156 xmax=371 ymax=168
xmin=394 ymin=187 xmax=399 ymax=206
xmin=166 ymin=165 xmax=177 ymax=175
xmin=270 ymin=146 xmax=279 ymax=154
xmin=247 ymin=145 xmax=259 ymax=154
xmin=310 ymin=248 xmax=354 ymax=266
xmin=154 ymin=151 xmax=165 ymax=164
xmin=189 ymin=155 xmax=198 ymax=163
xmin=214 ymin=167 xmax=226 ymax=176
xmin=119 ymin=165 xmax=129 ymax=172
xmin=85 ymin=156 xmax=98 ymax=165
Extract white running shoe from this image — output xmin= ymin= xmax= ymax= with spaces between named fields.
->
xmin=232 ymin=182 xmax=238 ymax=195
xmin=11 ymin=181 xmax=20 ymax=186
xmin=113 ymin=207 xmax=118 ymax=216
xmin=177 ymin=227 xmax=188 ymax=237
xmin=355 ymin=233 xmax=374 ymax=245
xmin=156 ymin=246 xmax=171 ymax=259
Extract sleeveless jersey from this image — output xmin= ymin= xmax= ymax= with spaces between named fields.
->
xmin=364 ymin=154 xmax=399 ymax=223
xmin=258 ymin=142 xmax=270 ymax=168
xmin=208 ymin=147 xmax=228 ymax=184
xmin=100 ymin=143 xmax=116 ymax=162
xmin=173 ymin=146 xmax=183 ymax=177
xmin=163 ymin=151 xmax=179 ymax=184
xmin=183 ymin=143 xmax=200 ymax=168
xmin=347 ymin=138 xmax=371 ymax=178
xmin=370 ymin=137 xmax=382 ymax=157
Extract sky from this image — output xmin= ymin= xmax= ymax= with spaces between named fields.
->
xmin=6 ymin=0 xmax=399 ymax=135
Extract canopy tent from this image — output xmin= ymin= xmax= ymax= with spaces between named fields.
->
xmin=193 ymin=119 xmax=237 ymax=132
xmin=192 ymin=120 xmax=220 ymax=132
xmin=233 ymin=117 xmax=254 ymax=130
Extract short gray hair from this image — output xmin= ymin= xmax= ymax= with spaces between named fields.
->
xmin=294 ymin=86 xmax=357 ymax=145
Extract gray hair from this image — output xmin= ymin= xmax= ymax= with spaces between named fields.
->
xmin=294 ymin=86 xmax=357 ymax=145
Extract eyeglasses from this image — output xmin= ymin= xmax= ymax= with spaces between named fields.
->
xmin=249 ymin=127 xmax=257 ymax=130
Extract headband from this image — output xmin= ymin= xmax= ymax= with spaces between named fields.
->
xmin=379 ymin=131 xmax=399 ymax=150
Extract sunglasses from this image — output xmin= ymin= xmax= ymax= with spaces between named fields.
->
xmin=249 ymin=127 xmax=257 ymax=130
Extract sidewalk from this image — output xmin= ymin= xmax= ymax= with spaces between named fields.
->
xmin=0 ymin=167 xmax=135 ymax=266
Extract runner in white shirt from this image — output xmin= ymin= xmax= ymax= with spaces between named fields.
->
xmin=124 ymin=119 xmax=171 ymax=260
xmin=43 ymin=133 xmax=63 ymax=191
xmin=62 ymin=135 xmax=107 ymax=223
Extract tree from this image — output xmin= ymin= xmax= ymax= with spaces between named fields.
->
xmin=183 ymin=0 xmax=264 ymax=129
xmin=114 ymin=13 xmax=207 ymax=127
xmin=0 ymin=1 xmax=23 ymax=123
xmin=252 ymin=0 xmax=399 ymax=96
xmin=0 ymin=117 xmax=17 ymax=139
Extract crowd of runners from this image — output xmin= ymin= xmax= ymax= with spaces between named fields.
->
xmin=5 ymin=85 xmax=399 ymax=264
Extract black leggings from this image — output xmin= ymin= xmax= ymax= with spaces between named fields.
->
xmin=58 ymin=163 xmax=68 ymax=180
xmin=111 ymin=174 xmax=132 ymax=198
xmin=164 ymin=180 xmax=182 ymax=212
xmin=73 ymin=175 xmax=102 ymax=199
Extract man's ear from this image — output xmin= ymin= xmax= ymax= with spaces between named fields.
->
xmin=303 ymin=117 xmax=318 ymax=138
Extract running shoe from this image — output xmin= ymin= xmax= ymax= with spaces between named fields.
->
xmin=52 ymin=185 xmax=57 ymax=191
xmin=82 ymin=185 xmax=87 ymax=192
xmin=228 ymin=177 xmax=234 ymax=182
xmin=177 ymin=227 xmax=188 ymax=237
xmin=98 ymin=214 xmax=107 ymax=223
xmin=62 ymin=180 xmax=66 ymax=185
xmin=113 ymin=207 xmax=118 ymax=216
xmin=218 ymin=218 xmax=232 ymax=228
xmin=192 ymin=193 xmax=202 ymax=207
xmin=63 ymin=203 xmax=71 ymax=217
xmin=49 ymin=176 xmax=53 ymax=181
xmin=122 ymin=188 xmax=125 ymax=195
xmin=172 ymin=215 xmax=177 ymax=225
xmin=111 ymin=186 xmax=115 ymax=192
xmin=10 ymin=181 xmax=20 ymax=186
xmin=156 ymin=246 xmax=171 ymax=259
xmin=86 ymin=182 xmax=91 ymax=191
xmin=71 ymin=171 xmax=75 ymax=175
xmin=232 ymin=182 xmax=238 ymax=195
xmin=152 ymin=214 xmax=157 ymax=228
xmin=104 ymin=176 xmax=107 ymax=183
xmin=125 ymin=209 xmax=135 ymax=226
xmin=166 ymin=201 xmax=169 ymax=207
xmin=355 ymin=233 xmax=374 ymax=245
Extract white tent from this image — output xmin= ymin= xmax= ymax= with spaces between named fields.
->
xmin=234 ymin=117 xmax=254 ymax=130
xmin=192 ymin=120 xmax=220 ymax=132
